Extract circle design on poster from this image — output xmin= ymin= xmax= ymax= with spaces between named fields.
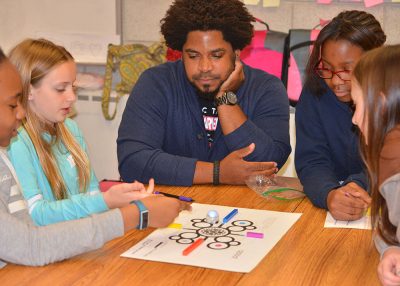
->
xmin=198 ymin=227 xmax=229 ymax=237
xmin=169 ymin=217 xmax=257 ymax=250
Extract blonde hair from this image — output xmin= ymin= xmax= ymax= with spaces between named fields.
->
xmin=9 ymin=38 xmax=90 ymax=200
xmin=354 ymin=44 xmax=400 ymax=245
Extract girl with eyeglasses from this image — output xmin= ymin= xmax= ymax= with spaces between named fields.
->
xmin=295 ymin=10 xmax=386 ymax=221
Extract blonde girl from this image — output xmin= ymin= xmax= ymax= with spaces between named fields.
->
xmin=8 ymin=39 xmax=154 ymax=226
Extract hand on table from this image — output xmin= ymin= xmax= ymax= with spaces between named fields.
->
xmin=327 ymin=182 xmax=371 ymax=221
xmin=220 ymin=143 xmax=277 ymax=185
xmin=142 ymin=195 xmax=192 ymax=228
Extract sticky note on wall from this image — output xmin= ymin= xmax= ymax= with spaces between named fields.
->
xmin=364 ymin=0 xmax=384 ymax=7
xmin=263 ymin=0 xmax=280 ymax=7
xmin=244 ymin=0 xmax=260 ymax=4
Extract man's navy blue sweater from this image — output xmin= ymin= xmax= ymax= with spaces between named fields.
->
xmin=117 ymin=60 xmax=291 ymax=186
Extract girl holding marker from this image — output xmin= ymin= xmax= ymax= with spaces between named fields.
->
xmin=351 ymin=44 xmax=400 ymax=286
xmin=0 ymin=46 xmax=190 ymax=266
xmin=6 ymin=38 xmax=176 ymax=226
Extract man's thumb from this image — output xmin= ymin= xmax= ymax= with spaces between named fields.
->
xmin=237 ymin=143 xmax=255 ymax=158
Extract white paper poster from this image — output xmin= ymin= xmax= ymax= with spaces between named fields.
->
xmin=122 ymin=203 xmax=301 ymax=273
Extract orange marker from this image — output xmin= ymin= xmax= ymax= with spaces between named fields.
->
xmin=182 ymin=238 xmax=204 ymax=256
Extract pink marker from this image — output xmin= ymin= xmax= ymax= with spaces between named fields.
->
xmin=246 ymin=232 xmax=264 ymax=239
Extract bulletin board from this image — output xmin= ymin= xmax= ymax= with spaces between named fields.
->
xmin=0 ymin=0 xmax=120 ymax=64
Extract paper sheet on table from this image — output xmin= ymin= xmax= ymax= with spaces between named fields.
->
xmin=122 ymin=203 xmax=301 ymax=273
xmin=324 ymin=211 xmax=371 ymax=229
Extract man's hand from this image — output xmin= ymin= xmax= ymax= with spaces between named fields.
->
xmin=220 ymin=143 xmax=277 ymax=185
xmin=327 ymin=182 xmax=371 ymax=221
xmin=218 ymin=54 xmax=244 ymax=94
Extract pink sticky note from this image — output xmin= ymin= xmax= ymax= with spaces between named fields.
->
xmin=364 ymin=0 xmax=384 ymax=7
xmin=317 ymin=0 xmax=332 ymax=4
xmin=319 ymin=19 xmax=331 ymax=27
xmin=246 ymin=232 xmax=264 ymax=239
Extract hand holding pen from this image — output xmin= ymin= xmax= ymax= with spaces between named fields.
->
xmin=327 ymin=182 xmax=371 ymax=221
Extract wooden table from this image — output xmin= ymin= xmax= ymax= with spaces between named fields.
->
xmin=0 ymin=185 xmax=380 ymax=286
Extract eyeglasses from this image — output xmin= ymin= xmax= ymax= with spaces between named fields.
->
xmin=314 ymin=61 xmax=352 ymax=81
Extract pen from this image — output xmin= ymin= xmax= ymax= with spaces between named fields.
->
xmin=222 ymin=208 xmax=238 ymax=224
xmin=154 ymin=191 xmax=194 ymax=202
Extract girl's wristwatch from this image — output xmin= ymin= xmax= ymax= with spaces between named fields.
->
xmin=130 ymin=200 xmax=149 ymax=229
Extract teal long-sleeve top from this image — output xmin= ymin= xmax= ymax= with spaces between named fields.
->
xmin=8 ymin=119 xmax=108 ymax=226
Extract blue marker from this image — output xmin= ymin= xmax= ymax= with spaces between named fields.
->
xmin=222 ymin=208 xmax=238 ymax=224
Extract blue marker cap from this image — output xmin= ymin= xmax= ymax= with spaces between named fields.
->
xmin=178 ymin=195 xmax=193 ymax=202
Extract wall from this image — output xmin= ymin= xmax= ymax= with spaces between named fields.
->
xmin=122 ymin=0 xmax=400 ymax=45
xmin=73 ymin=88 xmax=127 ymax=180
xmin=0 ymin=0 xmax=119 ymax=55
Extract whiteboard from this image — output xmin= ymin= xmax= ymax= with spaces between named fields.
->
xmin=0 ymin=0 xmax=120 ymax=63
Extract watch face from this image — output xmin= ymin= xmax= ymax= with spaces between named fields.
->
xmin=227 ymin=91 xmax=237 ymax=104
xmin=142 ymin=211 xmax=149 ymax=229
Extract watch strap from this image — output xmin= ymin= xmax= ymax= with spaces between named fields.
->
xmin=215 ymin=95 xmax=224 ymax=107
xmin=213 ymin=161 xmax=220 ymax=185
xmin=130 ymin=200 xmax=149 ymax=229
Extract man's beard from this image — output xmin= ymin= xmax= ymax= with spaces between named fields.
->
xmin=195 ymin=84 xmax=221 ymax=101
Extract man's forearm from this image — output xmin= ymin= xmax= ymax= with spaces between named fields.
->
xmin=217 ymin=104 xmax=247 ymax=135
xmin=193 ymin=161 xmax=213 ymax=184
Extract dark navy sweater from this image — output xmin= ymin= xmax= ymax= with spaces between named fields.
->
xmin=295 ymin=83 xmax=367 ymax=209
xmin=117 ymin=60 xmax=291 ymax=186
